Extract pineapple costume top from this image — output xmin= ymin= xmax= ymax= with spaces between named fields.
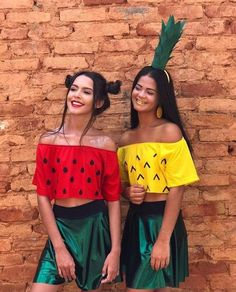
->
xmin=117 ymin=137 xmax=199 ymax=194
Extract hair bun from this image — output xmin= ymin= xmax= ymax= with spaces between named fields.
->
xmin=106 ymin=80 xmax=122 ymax=94
xmin=65 ymin=75 xmax=72 ymax=88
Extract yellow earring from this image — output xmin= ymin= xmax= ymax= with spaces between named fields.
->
xmin=156 ymin=106 xmax=163 ymax=118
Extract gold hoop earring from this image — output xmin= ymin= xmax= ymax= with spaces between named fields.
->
xmin=156 ymin=106 xmax=163 ymax=118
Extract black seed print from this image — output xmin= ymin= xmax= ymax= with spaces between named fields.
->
xmin=95 ymin=191 xmax=99 ymax=196
xmin=52 ymin=167 xmax=56 ymax=173
xmin=63 ymin=167 xmax=68 ymax=173
xmin=70 ymin=176 xmax=74 ymax=183
xmin=57 ymin=158 xmax=60 ymax=163
xmin=46 ymin=179 xmax=51 ymax=185
xmin=80 ymin=167 xmax=85 ymax=173
xmin=72 ymin=159 xmax=77 ymax=164
xmin=87 ymin=177 xmax=91 ymax=183
xmin=90 ymin=160 xmax=94 ymax=165
xmin=43 ymin=158 xmax=48 ymax=164
xmin=96 ymin=170 xmax=101 ymax=176
xmin=79 ymin=189 xmax=83 ymax=195
xmin=63 ymin=188 xmax=67 ymax=194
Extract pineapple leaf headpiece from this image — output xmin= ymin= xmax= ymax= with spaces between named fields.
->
xmin=151 ymin=15 xmax=185 ymax=70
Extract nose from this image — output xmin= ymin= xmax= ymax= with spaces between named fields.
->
xmin=138 ymin=90 xmax=146 ymax=99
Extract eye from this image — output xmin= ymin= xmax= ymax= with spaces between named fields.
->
xmin=135 ymin=85 xmax=141 ymax=90
xmin=147 ymin=91 xmax=155 ymax=95
xmin=84 ymin=90 xmax=93 ymax=95
xmin=70 ymin=87 xmax=77 ymax=92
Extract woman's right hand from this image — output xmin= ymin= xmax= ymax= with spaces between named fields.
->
xmin=125 ymin=184 xmax=146 ymax=204
xmin=55 ymin=245 xmax=76 ymax=282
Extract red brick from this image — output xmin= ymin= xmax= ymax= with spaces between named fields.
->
xmin=43 ymin=56 xmax=88 ymax=70
xmin=12 ymin=238 xmax=46 ymax=251
xmin=158 ymin=5 xmax=203 ymax=19
xmin=0 ymin=43 xmax=8 ymax=54
xmin=11 ymin=148 xmax=36 ymax=162
xmin=102 ymin=38 xmax=146 ymax=52
xmin=36 ymin=0 xmax=78 ymax=8
xmin=0 ymin=206 xmax=38 ymax=222
xmin=0 ymin=58 xmax=39 ymax=71
xmin=0 ymin=73 xmax=27 ymax=86
xmin=230 ymin=263 xmax=236 ymax=276
xmin=0 ymin=283 xmax=26 ymax=292
xmin=0 ymin=239 xmax=11 ymax=252
xmin=185 ymin=20 xmax=226 ymax=35
xmin=177 ymin=98 xmax=198 ymax=111
xmin=0 ymin=0 xmax=33 ymax=8
xmin=95 ymin=54 xmax=135 ymax=70
xmin=54 ymin=41 xmax=99 ymax=54
xmin=194 ymin=143 xmax=228 ymax=158
xmin=181 ymin=82 xmax=225 ymax=97
xmin=72 ymin=22 xmax=129 ymax=38
xmin=10 ymin=41 xmax=50 ymax=56
xmin=0 ymin=253 xmax=23 ymax=266
xmin=199 ymin=99 xmax=236 ymax=112
xmin=208 ymin=274 xmax=236 ymax=290
xmin=0 ymin=28 xmax=29 ymax=40
xmin=197 ymin=174 xmax=229 ymax=186
xmin=199 ymin=129 xmax=236 ymax=142
xmin=0 ymin=264 xmax=36 ymax=281
xmin=84 ymin=0 xmax=125 ymax=5
xmin=183 ymin=202 xmax=226 ymax=217
xmin=196 ymin=36 xmax=236 ymax=50
xmin=7 ymin=12 xmax=51 ymax=23
xmin=205 ymin=247 xmax=236 ymax=261
xmin=109 ymin=6 xmax=156 ymax=21
xmin=180 ymin=274 xmax=208 ymax=289
xmin=28 ymin=25 xmax=72 ymax=40
xmin=137 ymin=22 xmax=160 ymax=36
xmin=185 ymin=113 xmax=234 ymax=128
xmin=190 ymin=261 xmax=228 ymax=274
xmin=205 ymin=4 xmax=236 ymax=18
xmin=60 ymin=7 xmax=107 ymax=22
xmin=0 ymin=103 xmax=33 ymax=117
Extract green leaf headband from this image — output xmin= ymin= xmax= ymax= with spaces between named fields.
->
xmin=151 ymin=15 xmax=185 ymax=82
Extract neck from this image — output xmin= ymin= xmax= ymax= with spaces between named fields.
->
xmin=63 ymin=114 xmax=93 ymax=136
xmin=137 ymin=112 xmax=159 ymax=129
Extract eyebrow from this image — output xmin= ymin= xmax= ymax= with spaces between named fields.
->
xmin=136 ymin=83 xmax=157 ymax=92
xmin=71 ymin=84 xmax=93 ymax=91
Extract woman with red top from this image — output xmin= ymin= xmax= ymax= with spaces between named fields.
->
xmin=31 ymin=71 xmax=122 ymax=292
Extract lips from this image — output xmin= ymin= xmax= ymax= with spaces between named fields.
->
xmin=71 ymin=100 xmax=84 ymax=108
xmin=135 ymin=98 xmax=146 ymax=105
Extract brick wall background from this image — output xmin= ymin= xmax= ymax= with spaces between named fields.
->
xmin=0 ymin=0 xmax=236 ymax=291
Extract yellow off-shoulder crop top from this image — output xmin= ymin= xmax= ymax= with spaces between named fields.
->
xmin=117 ymin=138 xmax=199 ymax=194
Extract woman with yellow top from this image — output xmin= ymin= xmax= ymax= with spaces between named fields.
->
xmin=118 ymin=17 xmax=199 ymax=291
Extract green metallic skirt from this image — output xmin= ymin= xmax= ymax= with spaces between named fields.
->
xmin=121 ymin=201 xmax=189 ymax=289
xmin=33 ymin=200 xmax=113 ymax=290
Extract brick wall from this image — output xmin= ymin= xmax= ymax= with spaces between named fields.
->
xmin=0 ymin=0 xmax=235 ymax=291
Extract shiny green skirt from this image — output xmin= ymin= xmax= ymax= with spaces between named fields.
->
xmin=121 ymin=201 xmax=189 ymax=289
xmin=33 ymin=200 xmax=112 ymax=290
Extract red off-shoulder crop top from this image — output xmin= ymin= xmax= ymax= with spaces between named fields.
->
xmin=32 ymin=144 xmax=121 ymax=201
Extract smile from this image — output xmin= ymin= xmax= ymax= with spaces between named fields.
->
xmin=71 ymin=100 xmax=84 ymax=107
xmin=136 ymin=98 xmax=146 ymax=105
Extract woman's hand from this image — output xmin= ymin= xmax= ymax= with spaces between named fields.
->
xmin=125 ymin=184 xmax=146 ymax=204
xmin=150 ymin=239 xmax=170 ymax=271
xmin=101 ymin=250 xmax=120 ymax=284
xmin=55 ymin=245 xmax=76 ymax=282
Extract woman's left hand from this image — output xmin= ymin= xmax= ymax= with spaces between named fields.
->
xmin=101 ymin=250 xmax=120 ymax=284
xmin=150 ymin=240 xmax=170 ymax=271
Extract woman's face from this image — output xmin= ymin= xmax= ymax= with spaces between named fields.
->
xmin=67 ymin=75 xmax=94 ymax=116
xmin=132 ymin=74 xmax=159 ymax=114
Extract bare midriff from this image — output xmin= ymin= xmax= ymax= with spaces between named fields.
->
xmin=144 ymin=192 xmax=168 ymax=202
xmin=55 ymin=198 xmax=94 ymax=207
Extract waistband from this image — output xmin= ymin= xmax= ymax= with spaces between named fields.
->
xmin=53 ymin=200 xmax=106 ymax=219
xmin=129 ymin=200 xmax=166 ymax=216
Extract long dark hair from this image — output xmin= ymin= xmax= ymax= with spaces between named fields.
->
xmin=131 ymin=66 xmax=192 ymax=151
xmin=57 ymin=70 xmax=121 ymax=143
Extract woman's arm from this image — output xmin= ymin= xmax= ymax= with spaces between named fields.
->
xmin=150 ymin=186 xmax=184 ymax=270
xmin=101 ymin=200 xmax=121 ymax=283
xmin=37 ymin=195 xmax=76 ymax=281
